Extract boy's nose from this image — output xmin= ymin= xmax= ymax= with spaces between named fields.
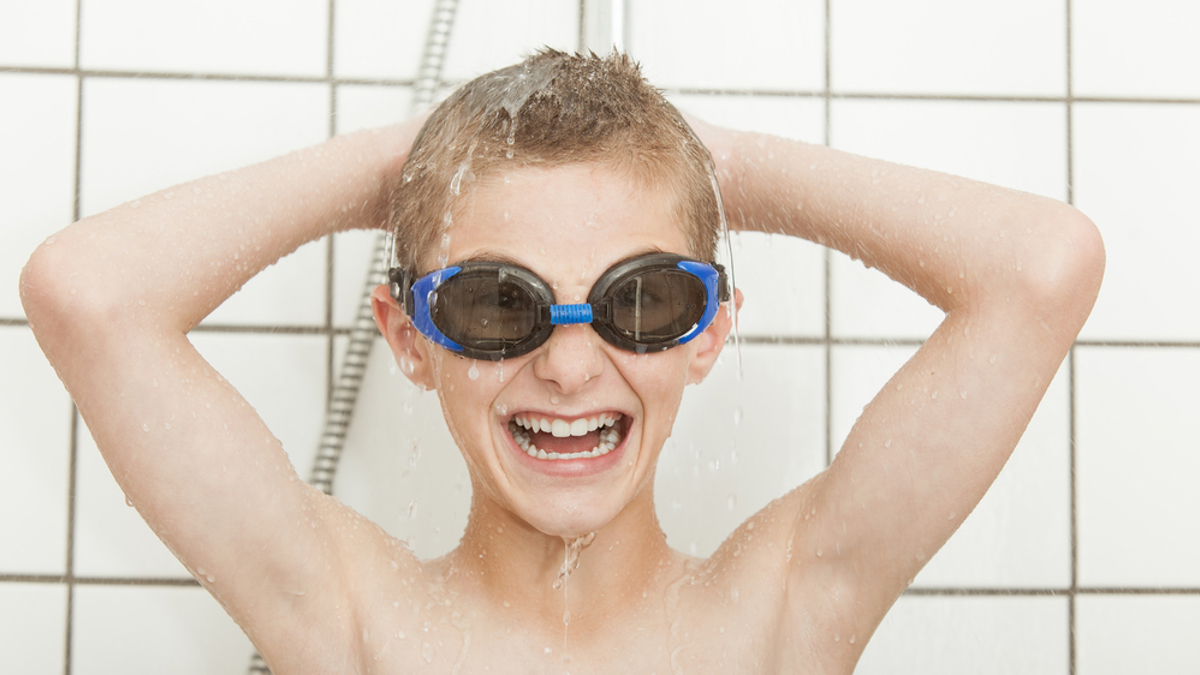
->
xmin=532 ymin=324 xmax=604 ymax=394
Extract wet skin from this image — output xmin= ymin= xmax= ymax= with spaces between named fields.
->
xmin=367 ymin=163 xmax=803 ymax=671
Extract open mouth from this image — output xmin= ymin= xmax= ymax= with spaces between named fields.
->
xmin=508 ymin=412 xmax=626 ymax=460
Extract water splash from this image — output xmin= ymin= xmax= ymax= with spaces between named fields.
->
xmin=553 ymin=532 xmax=596 ymax=651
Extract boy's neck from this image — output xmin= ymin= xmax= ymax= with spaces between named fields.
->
xmin=441 ymin=489 xmax=686 ymax=631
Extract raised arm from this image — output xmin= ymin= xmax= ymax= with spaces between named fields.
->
xmin=19 ymin=118 xmax=424 ymax=669
xmin=696 ymin=120 xmax=1104 ymax=646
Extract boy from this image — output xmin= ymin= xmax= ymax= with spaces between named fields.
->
xmin=21 ymin=50 xmax=1103 ymax=673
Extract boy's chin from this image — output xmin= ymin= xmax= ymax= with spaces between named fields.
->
xmin=517 ymin=498 xmax=624 ymax=541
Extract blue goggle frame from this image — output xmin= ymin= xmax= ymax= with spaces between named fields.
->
xmin=388 ymin=253 xmax=729 ymax=361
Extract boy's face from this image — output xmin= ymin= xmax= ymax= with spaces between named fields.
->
xmin=379 ymin=163 xmax=731 ymax=538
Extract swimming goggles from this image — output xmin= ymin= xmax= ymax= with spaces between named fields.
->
xmin=388 ymin=253 xmax=730 ymax=361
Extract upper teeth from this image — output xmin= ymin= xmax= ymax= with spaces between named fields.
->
xmin=511 ymin=412 xmax=620 ymax=438
xmin=509 ymin=413 xmax=623 ymax=461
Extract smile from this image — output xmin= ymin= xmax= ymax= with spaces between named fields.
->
xmin=508 ymin=412 xmax=625 ymax=460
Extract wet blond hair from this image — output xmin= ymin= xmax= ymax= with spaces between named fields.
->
xmin=390 ymin=49 xmax=721 ymax=272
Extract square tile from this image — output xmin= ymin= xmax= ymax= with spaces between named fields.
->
xmin=629 ymin=0 xmax=825 ymax=92
xmin=72 ymin=333 xmax=327 ymax=578
xmin=828 ymin=97 xmax=1069 ymax=339
xmin=335 ymin=84 xmax=415 ymax=134
xmin=830 ymin=251 xmax=945 ymax=340
xmin=331 ymin=84 xmax=416 ymax=330
xmin=441 ymin=0 xmax=580 ymax=82
xmin=79 ymin=77 xmax=332 ymax=326
xmin=0 ymin=327 xmax=72 ymax=575
xmin=659 ymin=344 xmax=827 ymax=557
xmin=724 ymin=232 xmax=827 ymax=340
xmin=1073 ymin=0 xmax=1200 ymax=98
xmin=830 ymin=98 xmax=1069 ymax=200
xmin=831 ymin=347 xmax=1073 ymax=588
xmin=914 ymin=365 xmax=1072 ymax=588
xmin=72 ymin=584 xmax=253 ymax=675
xmin=832 ymin=0 xmax=1066 ymax=96
xmin=0 ymin=0 xmax=77 ymax=67
xmin=1076 ymin=594 xmax=1200 ymax=673
xmin=73 ymin=420 xmax=193 ymax=579
xmin=79 ymin=0 xmax=328 ymax=77
xmin=667 ymin=93 xmax=826 ymax=144
xmin=333 ymin=0 xmax=434 ymax=81
xmin=1076 ymin=347 xmax=1200 ymax=587
xmin=857 ymin=595 xmax=1068 ymax=674
xmin=0 ymin=73 xmax=77 ymax=318
xmin=333 ymin=337 xmax=470 ymax=560
xmin=190 ymin=333 xmax=329 ymax=478
xmin=1073 ymin=103 xmax=1200 ymax=342
xmin=0 ymin=582 xmax=67 ymax=675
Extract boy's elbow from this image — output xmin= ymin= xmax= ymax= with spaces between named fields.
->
xmin=20 ymin=238 xmax=101 ymax=355
xmin=1020 ymin=205 xmax=1106 ymax=331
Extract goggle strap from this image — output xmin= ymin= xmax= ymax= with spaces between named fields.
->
xmin=549 ymin=303 xmax=594 ymax=325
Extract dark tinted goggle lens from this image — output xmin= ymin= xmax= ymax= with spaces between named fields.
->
xmin=608 ymin=270 xmax=708 ymax=343
xmin=395 ymin=253 xmax=726 ymax=360
xmin=430 ymin=271 xmax=540 ymax=350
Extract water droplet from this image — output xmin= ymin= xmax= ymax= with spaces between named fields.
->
xmin=884 ymin=438 xmax=892 ymax=448
xmin=467 ymin=361 xmax=480 ymax=380
xmin=989 ymin=354 xmax=997 ymax=364
xmin=849 ymin=634 xmax=856 ymax=644
xmin=732 ymin=407 xmax=743 ymax=426
xmin=398 ymin=630 xmax=405 ymax=640
xmin=727 ymin=493 xmax=737 ymax=510
xmin=834 ymin=633 xmax=840 ymax=642
xmin=141 ymin=423 xmax=149 ymax=432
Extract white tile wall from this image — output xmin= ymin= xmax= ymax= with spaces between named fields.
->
xmin=629 ymin=0 xmax=825 ymax=92
xmin=441 ymin=0 xmax=580 ymax=81
xmin=79 ymin=0 xmax=329 ymax=77
xmin=832 ymin=0 xmax=1067 ymax=96
xmin=1073 ymin=103 xmax=1200 ymax=342
xmin=1072 ymin=0 xmax=1200 ymax=99
xmin=0 ymin=583 xmax=66 ymax=675
xmin=78 ymin=77 xmax=333 ymax=326
xmin=831 ymin=347 xmax=1073 ymax=588
xmin=858 ymin=595 xmax=1069 ymax=674
xmin=1076 ymin=595 xmax=1200 ymax=673
xmin=0 ymin=0 xmax=76 ymax=68
xmin=4 ymin=0 xmax=1199 ymax=673
xmin=829 ymin=97 xmax=1068 ymax=339
xmin=72 ymin=584 xmax=252 ymax=675
xmin=1075 ymin=347 xmax=1200 ymax=588
xmin=0 ymin=73 xmax=77 ymax=318
xmin=0 ymin=328 xmax=71 ymax=575
xmin=333 ymin=0 xmax=435 ymax=82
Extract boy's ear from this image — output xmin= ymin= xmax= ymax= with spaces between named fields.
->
xmin=371 ymin=284 xmax=435 ymax=390
xmin=686 ymin=288 xmax=744 ymax=385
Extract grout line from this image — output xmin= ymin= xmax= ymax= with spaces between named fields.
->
xmin=13 ymin=317 xmax=1200 ymax=348
xmin=6 ymin=573 xmax=1194 ymax=594
xmin=64 ymin=405 xmax=78 ymax=675
xmin=3 ymin=64 xmax=1200 ymax=106
xmin=65 ymin=5 xmax=83 ymax=669
xmin=189 ymin=323 xmax=350 ymax=335
xmin=325 ymin=0 xmax=338 ymax=411
xmin=822 ymin=0 xmax=833 ymax=468
xmin=1065 ymin=4 xmax=1077 ymax=672
xmin=577 ymin=0 xmax=585 ymax=52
